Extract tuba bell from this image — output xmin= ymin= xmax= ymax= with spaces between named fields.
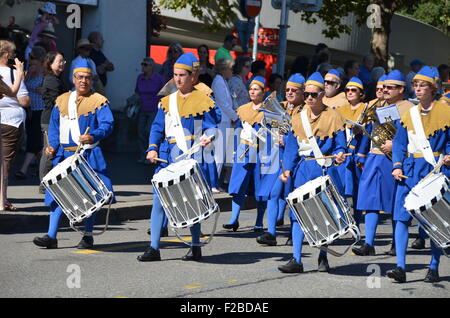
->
xmin=260 ymin=93 xmax=292 ymax=136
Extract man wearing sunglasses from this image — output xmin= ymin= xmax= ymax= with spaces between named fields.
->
xmin=278 ymin=72 xmax=346 ymax=273
xmin=322 ymin=69 xmax=347 ymax=110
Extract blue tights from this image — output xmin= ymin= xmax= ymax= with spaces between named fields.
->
xmin=267 ymin=197 xmax=287 ymax=236
xmin=228 ymin=194 xmax=266 ymax=228
xmin=292 ymin=220 xmax=326 ymax=264
xmin=47 ymin=203 xmax=95 ymax=239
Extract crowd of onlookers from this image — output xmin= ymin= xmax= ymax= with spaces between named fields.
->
xmin=0 ymin=2 xmax=449 ymax=210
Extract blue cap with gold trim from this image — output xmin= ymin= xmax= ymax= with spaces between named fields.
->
xmin=346 ymin=77 xmax=363 ymax=90
xmin=287 ymin=73 xmax=305 ymax=88
xmin=413 ymin=65 xmax=437 ymax=86
xmin=377 ymin=74 xmax=387 ymax=85
xmin=325 ymin=69 xmax=341 ymax=82
xmin=250 ymin=76 xmax=266 ymax=89
xmin=72 ymin=58 xmax=93 ymax=75
xmin=385 ymin=70 xmax=406 ymax=86
xmin=305 ymin=72 xmax=324 ymax=89
xmin=174 ymin=52 xmax=199 ymax=72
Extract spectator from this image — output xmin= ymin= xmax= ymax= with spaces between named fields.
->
xmin=359 ymin=54 xmax=375 ymax=86
xmin=246 ymin=60 xmax=266 ymax=89
xmin=135 ymin=57 xmax=165 ymax=164
xmin=160 ymin=42 xmax=184 ymax=83
xmin=289 ymin=56 xmax=309 ymax=78
xmin=264 ymin=73 xmax=284 ymax=102
xmin=15 ymin=46 xmax=46 ymax=180
xmin=315 ymin=50 xmax=331 ymax=75
xmin=405 ymin=59 xmax=425 ymax=99
xmin=69 ymin=39 xmax=99 ymax=89
xmin=211 ymin=58 xmax=237 ymax=185
xmin=7 ymin=16 xmax=20 ymax=30
xmin=366 ymin=66 xmax=386 ymax=101
xmin=342 ymin=60 xmax=360 ymax=88
xmin=37 ymin=23 xmax=57 ymax=53
xmin=24 ymin=2 xmax=59 ymax=61
xmin=197 ymin=44 xmax=215 ymax=88
xmin=214 ymin=34 xmax=237 ymax=63
xmin=228 ymin=55 xmax=252 ymax=110
xmin=88 ymin=31 xmax=115 ymax=89
xmin=437 ymin=64 xmax=449 ymax=96
xmin=308 ymin=43 xmax=328 ymax=76
xmin=0 ymin=40 xmax=29 ymax=211
xmin=316 ymin=63 xmax=333 ymax=78
xmin=39 ymin=51 xmax=67 ymax=193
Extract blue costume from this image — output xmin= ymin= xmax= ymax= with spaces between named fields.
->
xmin=224 ymin=76 xmax=268 ymax=232
xmin=138 ymin=53 xmax=220 ymax=262
xmin=387 ymin=66 xmax=450 ymax=283
xmin=278 ymin=73 xmax=347 ymax=273
xmin=33 ymin=59 xmax=114 ymax=249
xmin=354 ymin=70 xmax=414 ymax=256
xmin=257 ymin=73 xmax=305 ymax=245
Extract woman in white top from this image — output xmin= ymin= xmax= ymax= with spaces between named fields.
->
xmin=211 ymin=58 xmax=238 ymax=184
xmin=228 ymin=56 xmax=252 ymax=110
xmin=0 ymin=40 xmax=29 ymax=211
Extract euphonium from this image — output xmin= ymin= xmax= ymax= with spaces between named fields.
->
xmin=260 ymin=94 xmax=292 ymax=136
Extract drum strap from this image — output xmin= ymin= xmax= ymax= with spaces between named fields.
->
xmin=300 ymin=109 xmax=332 ymax=167
xmin=166 ymin=92 xmax=188 ymax=154
xmin=410 ymin=106 xmax=437 ymax=167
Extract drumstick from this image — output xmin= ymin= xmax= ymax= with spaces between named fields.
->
xmin=420 ymin=160 xmax=444 ymax=183
xmin=154 ymin=157 xmax=168 ymax=164
xmin=399 ymin=174 xmax=409 ymax=179
xmin=305 ymin=153 xmax=352 ymax=161
xmin=72 ymin=127 xmax=90 ymax=163
xmin=43 ymin=130 xmax=49 ymax=147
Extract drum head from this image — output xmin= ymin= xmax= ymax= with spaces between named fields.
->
xmin=42 ymin=154 xmax=80 ymax=184
xmin=404 ymin=173 xmax=448 ymax=212
xmin=152 ymin=159 xmax=198 ymax=186
xmin=287 ymin=175 xmax=330 ymax=203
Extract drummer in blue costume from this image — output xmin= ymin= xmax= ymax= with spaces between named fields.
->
xmin=256 ymin=73 xmax=305 ymax=246
xmin=137 ymin=52 xmax=220 ymax=262
xmin=33 ymin=58 xmax=114 ymax=250
xmin=223 ymin=76 xmax=268 ymax=232
xmin=278 ymin=72 xmax=347 ymax=273
xmin=353 ymin=70 xmax=414 ymax=257
xmin=335 ymin=77 xmax=367 ymax=226
xmin=387 ymin=66 xmax=450 ymax=283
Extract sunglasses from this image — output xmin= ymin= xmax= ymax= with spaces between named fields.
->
xmin=324 ymin=80 xmax=338 ymax=86
xmin=376 ymin=87 xmax=384 ymax=92
xmin=285 ymin=88 xmax=299 ymax=93
xmin=345 ymin=88 xmax=359 ymax=93
xmin=383 ymin=85 xmax=399 ymax=90
xmin=303 ymin=91 xmax=320 ymax=99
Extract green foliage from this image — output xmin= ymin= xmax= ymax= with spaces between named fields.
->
xmin=398 ymin=0 xmax=450 ymax=35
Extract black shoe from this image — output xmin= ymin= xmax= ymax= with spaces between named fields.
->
xmin=77 ymin=236 xmax=94 ymax=249
xmin=285 ymin=236 xmax=293 ymax=246
xmin=276 ymin=219 xmax=284 ymax=227
xmin=253 ymin=227 xmax=264 ymax=233
xmin=137 ymin=247 xmax=161 ymax=262
xmin=318 ymin=254 xmax=330 ymax=272
xmin=387 ymin=266 xmax=407 ymax=283
xmin=256 ymin=232 xmax=277 ymax=246
xmin=424 ymin=269 xmax=440 ymax=283
xmin=181 ymin=246 xmax=202 ymax=261
xmin=278 ymin=258 xmax=304 ymax=273
xmin=352 ymin=243 xmax=376 ymax=256
xmin=223 ymin=222 xmax=239 ymax=232
xmin=33 ymin=235 xmax=58 ymax=249
xmin=411 ymin=237 xmax=425 ymax=250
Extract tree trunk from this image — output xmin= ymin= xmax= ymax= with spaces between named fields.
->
xmin=370 ymin=1 xmax=393 ymax=70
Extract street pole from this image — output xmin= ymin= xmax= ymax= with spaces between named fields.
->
xmin=276 ymin=0 xmax=289 ymax=77
xmin=252 ymin=15 xmax=260 ymax=61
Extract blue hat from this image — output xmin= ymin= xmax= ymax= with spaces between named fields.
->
xmin=410 ymin=59 xmax=425 ymax=67
xmin=40 ymin=2 xmax=57 ymax=15
xmin=305 ymin=72 xmax=324 ymax=89
xmin=324 ymin=69 xmax=341 ymax=82
xmin=431 ymin=67 xmax=440 ymax=81
xmin=286 ymin=73 xmax=305 ymax=88
xmin=346 ymin=77 xmax=363 ymax=90
xmin=72 ymin=58 xmax=93 ymax=75
xmin=377 ymin=74 xmax=387 ymax=85
xmin=174 ymin=52 xmax=199 ymax=72
xmin=250 ymin=76 xmax=266 ymax=89
xmin=385 ymin=69 xmax=406 ymax=86
xmin=413 ymin=65 xmax=437 ymax=86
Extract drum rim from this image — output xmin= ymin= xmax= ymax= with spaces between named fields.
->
xmin=151 ymin=159 xmax=199 ymax=188
xmin=404 ymin=173 xmax=449 ymax=213
xmin=42 ymin=155 xmax=82 ymax=185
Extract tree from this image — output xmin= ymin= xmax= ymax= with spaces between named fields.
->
xmin=158 ymin=0 xmax=424 ymax=69
xmin=398 ymin=0 xmax=450 ymax=35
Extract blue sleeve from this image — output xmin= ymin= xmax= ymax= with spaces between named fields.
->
xmin=332 ymin=130 xmax=347 ymax=155
xmin=392 ymin=121 xmax=408 ymax=170
xmin=355 ymin=122 xmax=372 ymax=164
xmin=283 ymin=131 xmax=299 ymax=172
xmin=147 ymin=107 xmax=166 ymax=152
xmin=48 ymin=106 xmax=60 ymax=150
xmin=91 ymin=104 xmax=114 ymax=143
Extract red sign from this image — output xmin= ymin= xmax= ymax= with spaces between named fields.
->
xmin=251 ymin=28 xmax=279 ymax=47
xmin=245 ymin=0 xmax=262 ymax=17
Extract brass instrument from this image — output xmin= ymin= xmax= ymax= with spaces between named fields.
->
xmin=260 ymin=94 xmax=292 ymax=137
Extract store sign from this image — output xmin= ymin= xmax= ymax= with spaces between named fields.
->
xmin=248 ymin=28 xmax=280 ymax=47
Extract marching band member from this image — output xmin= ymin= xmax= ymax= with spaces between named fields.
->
xmin=256 ymin=73 xmax=305 ymax=246
xmin=387 ymin=66 xmax=450 ymax=283
xmin=278 ymin=72 xmax=347 ymax=273
xmin=353 ymin=70 xmax=414 ymax=257
xmin=335 ymin=77 xmax=367 ymax=226
xmin=33 ymin=59 xmax=114 ymax=249
xmin=137 ymin=52 xmax=220 ymax=262
xmin=223 ymin=76 xmax=268 ymax=232
xmin=322 ymin=69 xmax=347 ymax=110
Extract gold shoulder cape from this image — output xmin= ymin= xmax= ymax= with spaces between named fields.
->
xmin=159 ymin=90 xmax=215 ymax=118
xmin=280 ymin=101 xmax=303 ymax=117
xmin=400 ymin=100 xmax=449 ymax=137
xmin=55 ymin=91 xmax=109 ymax=118
xmin=237 ymin=102 xmax=264 ymax=125
xmin=323 ymin=92 xmax=347 ymax=109
xmin=291 ymin=105 xmax=346 ymax=141
xmin=336 ymin=102 xmax=365 ymax=128
xmin=194 ymin=82 xmax=213 ymax=97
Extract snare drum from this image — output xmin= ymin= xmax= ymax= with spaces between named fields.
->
xmin=287 ymin=175 xmax=360 ymax=257
xmin=42 ymin=154 xmax=113 ymax=226
xmin=152 ymin=159 xmax=218 ymax=229
xmin=404 ymin=173 xmax=450 ymax=250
